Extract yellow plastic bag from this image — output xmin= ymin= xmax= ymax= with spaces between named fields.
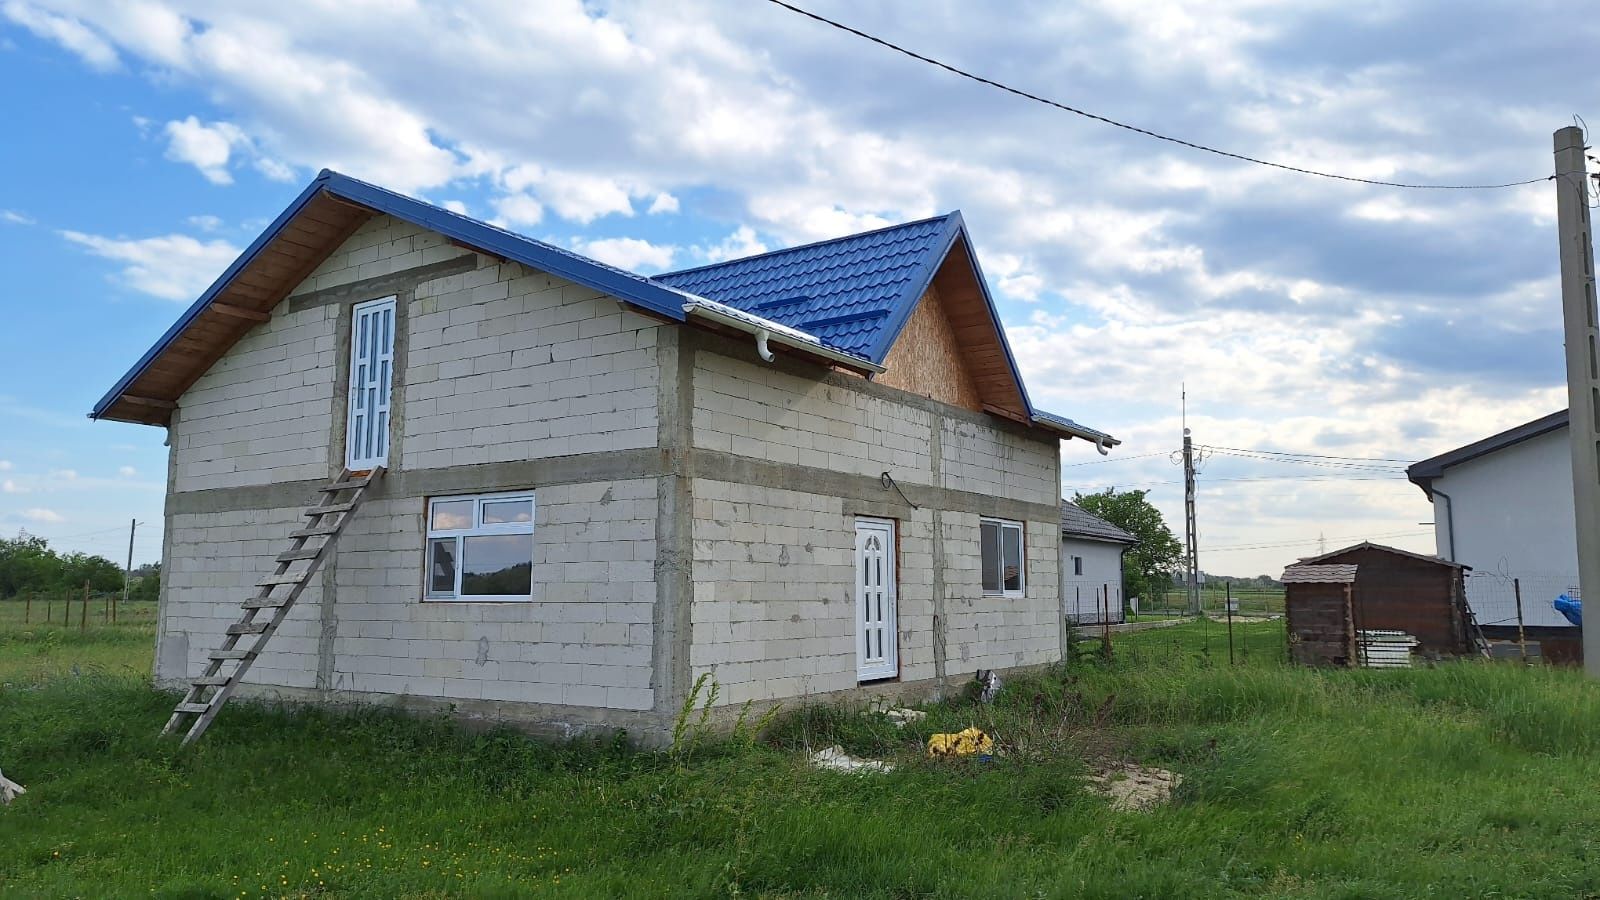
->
xmin=927 ymin=727 xmax=993 ymax=757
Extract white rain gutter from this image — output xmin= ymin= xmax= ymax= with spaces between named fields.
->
xmin=1031 ymin=415 xmax=1117 ymax=455
xmin=682 ymin=298 xmax=886 ymax=374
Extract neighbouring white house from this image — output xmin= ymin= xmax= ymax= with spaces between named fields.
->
xmin=1060 ymin=502 xmax=1134 ymax=625
xmin=91 ymin=170 xmax=1120 ymax=742
xmin=1406 ymin=410 xmax=1578 ymax=630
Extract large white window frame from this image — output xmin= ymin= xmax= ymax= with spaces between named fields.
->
xmin=424 ymin=491 xmax=536 ymax=602
xmin=980 ymin=517 xmax=1026 ymax=598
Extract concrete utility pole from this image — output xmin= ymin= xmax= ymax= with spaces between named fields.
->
xmin=1182 ymin=388 xmax=1201 ymax=616
xmin=122 ymin=519 xmax=138 ymax=613
xmin=1553 ymin=125 xmax=1600 ymax=677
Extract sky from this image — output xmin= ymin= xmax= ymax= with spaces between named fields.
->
xmin=0 ymin=0 xmax=1595 ymax=577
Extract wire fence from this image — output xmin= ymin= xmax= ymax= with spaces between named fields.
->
xmin=1464 ymin=573 xmax=1580 ymax=630
xmin=1072 ymin=616 xmax=1288 ymax=669
xmin=0 ymin=587 xmax=141 ymax=630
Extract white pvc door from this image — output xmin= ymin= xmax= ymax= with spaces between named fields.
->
xmin=346 ymin=297 xmax=395 ymax=470
xmin=855 ymin=519 xmax=898 ymax=681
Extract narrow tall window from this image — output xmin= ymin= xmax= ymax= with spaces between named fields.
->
xmin=426 ymin=492 xmax=535 ymax=601
xmin=346 ymin=296 xmax=396 ymax=470
xmin=1073 ymin=556 xmax=1084 ymax=576
xmin=980 ymin=518 xmax=1025 ymax=597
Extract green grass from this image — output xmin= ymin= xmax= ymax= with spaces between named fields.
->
xmin=5 ymin=608 xmax=1600 ymax=897
xmin=0 ymin=596 xmax=156 ymax=684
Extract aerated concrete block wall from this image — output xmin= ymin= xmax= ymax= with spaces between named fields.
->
xmin=684 ymin=343 xmax=1062 ymax=706
xmin=158 ymin=215 xmax=668 ymax=729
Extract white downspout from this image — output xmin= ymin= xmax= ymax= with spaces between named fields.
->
xmin=754 ymin=329 xmax=774 ymax=362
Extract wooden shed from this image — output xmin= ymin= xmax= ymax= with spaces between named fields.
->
xmin=1282 ymin=564 xmax=1361 ymax=666
xmin=1290 ymin=542 xmax=1473 ymax=662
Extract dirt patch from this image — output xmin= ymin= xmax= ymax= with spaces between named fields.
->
xmin=1083 ymin=762 xmax=1182 ymax=811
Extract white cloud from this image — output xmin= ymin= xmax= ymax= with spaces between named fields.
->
xmin=163 ymin=115 xmax=247 ymax=184
xmin=490 ymin=193 xmax=544 ymax=228
xmin=1 ymin=209 xmax=33 ymax=225
xmin=1 ymin=479 xmax=24 ymax=494
xmin=441 ymin=199 xmax=469 ymax=215
xmin=50 ymin=469 xmax=76 ymax=481
xmin=648 ymin=193 xmax=680 ymax=215
xmin=693 ymin=225 xmax=767 ymax=264
xmin=253 ymin=156 xmax=296 ymax=182
xmin=117 ymin=466 xmax=136 ymax=478
xmin=572 ymin=236 xmax=676 ymax=272
xmin=2 ymin=1 xmax=116 ymax=70
xmin=20 ymin=508 xmax=63 ymax=524
xmin=60 ymin=230 xmax=240 ymax=301
xmin=0 ymin=460 xmax=11 ymax=471
xmin=186 ymin=214 xmax=223 ymax=231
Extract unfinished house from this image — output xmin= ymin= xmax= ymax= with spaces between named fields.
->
xmin=91 ymin=170 xmax=1118 ymax=743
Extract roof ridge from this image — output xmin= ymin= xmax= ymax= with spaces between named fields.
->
xmin=655 ymin=211 xmax=958 ymax=280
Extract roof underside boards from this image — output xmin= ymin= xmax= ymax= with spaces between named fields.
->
xmin=93 ymin=170 xmax=705 ymax=425
xmin=1281 ymin=564 xmax=1358 ymax=584
xmin=656 ymin=215 xmax=956 ymax=359
xmin=1406 ymin=409 xmax=1569 ymax=495
xmin=1060 ymin=502 xmax=1136 ymax=543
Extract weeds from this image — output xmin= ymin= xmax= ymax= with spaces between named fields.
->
xmin=6 ymin=611 xmax=1600 ymax=896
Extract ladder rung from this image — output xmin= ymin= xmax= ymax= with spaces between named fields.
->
xmin=227 ymin=622 xmax=270 ymax=635
xmin=288 ymin=525 xmax=341 ymax=538
xmin=191 ymin=675 xmax=230 ymax=687
xmin=276 ymin=546 xmax=324 ymax=562
xmin=320 ymin=478 xmax=371 ymax=492
xmin=208 ymin=649 xmax=253 ymax=660
xmin=174 ymin=703 xmax=211 ymax=714
xmin=257 ymin=572 xmax=308 ymax=587
xmin=305 ymin=502 xmax=356 ymax=517
xmin=241 ymin=597 xmax=289 ymax=610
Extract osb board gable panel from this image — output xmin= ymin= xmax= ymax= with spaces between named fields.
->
xmin=876 ymin=285 xmax=985 ymax=413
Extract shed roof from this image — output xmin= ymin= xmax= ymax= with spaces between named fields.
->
xmin=1060 ymin=502 xmax=1136 ymax=544
xmin=1406 ymin=409 xmax=1568 ymax=497
xmin=1297 ymin=541 xmax=1470 ymax=570
xmin=89 ymin=170 xmax=1115 ymax=447
xmin=1281 ymin=564 xmax=1359 ymax=584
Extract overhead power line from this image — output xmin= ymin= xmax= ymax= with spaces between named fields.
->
xmin=1198 ymin=444 xmax=1417 ymax=464
xmin=766 ymin=0 xmax=1551 ymax=190
xmin=1063 ymin=450 xmax=1173 ymax=467
xmin=1203 ymin=528 xmax=1432 ymax=554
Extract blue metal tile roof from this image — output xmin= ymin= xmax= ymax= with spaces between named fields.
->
xmin=655 ymin=214 xmax=959 ymax=359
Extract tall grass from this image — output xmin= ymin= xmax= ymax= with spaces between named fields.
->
xmin=5 ymin=614 xmax=1600 ymax=896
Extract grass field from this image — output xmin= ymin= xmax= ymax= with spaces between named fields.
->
xmin=5 ymin=603 xmax=1600 ymax=897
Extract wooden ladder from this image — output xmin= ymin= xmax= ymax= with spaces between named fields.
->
xmin=162 ymin=467 xmax=384 ymax=747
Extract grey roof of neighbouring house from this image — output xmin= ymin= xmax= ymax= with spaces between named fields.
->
xmin=1281 ymin=564 xmax=1359 ymax=584
xmin=1406 ymin=409 xmax=1568 ymax=497
xmin=1060 ymin=502 xmax=1136 ymax=544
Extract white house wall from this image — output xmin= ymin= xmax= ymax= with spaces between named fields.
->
xmin=1429 ymin=427 xmax=1578 ymax=627
xmin=1060 ymin=538 xmax=1126 ymax=624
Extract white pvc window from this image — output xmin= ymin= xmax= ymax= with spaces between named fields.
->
xmin=346 ymin=296 xmax=396 ymax=470
xmin=980 ymin=518 xmax=1025 ymax=597
xmin=425 ymin=492 xmax=535 ymax=601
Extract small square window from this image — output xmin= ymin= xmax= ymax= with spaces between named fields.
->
xmin=425 ymin=492 xmax=535 ymax=601
xmin=980 ymin=518 xmax=1025 ymax=597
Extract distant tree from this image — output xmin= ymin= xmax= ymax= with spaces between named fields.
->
xmin=57 ymin=552 xmax=125 ymax=594
xmin=0 ymin=533 xmax=125 ymax=598
xmin=0 ymin=532 xmax=58 ymax=598
xmin=1072 ymin=489 xmax=1183 ymax=604
xmin=128 ymin=563 xmax=160 ymax=604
